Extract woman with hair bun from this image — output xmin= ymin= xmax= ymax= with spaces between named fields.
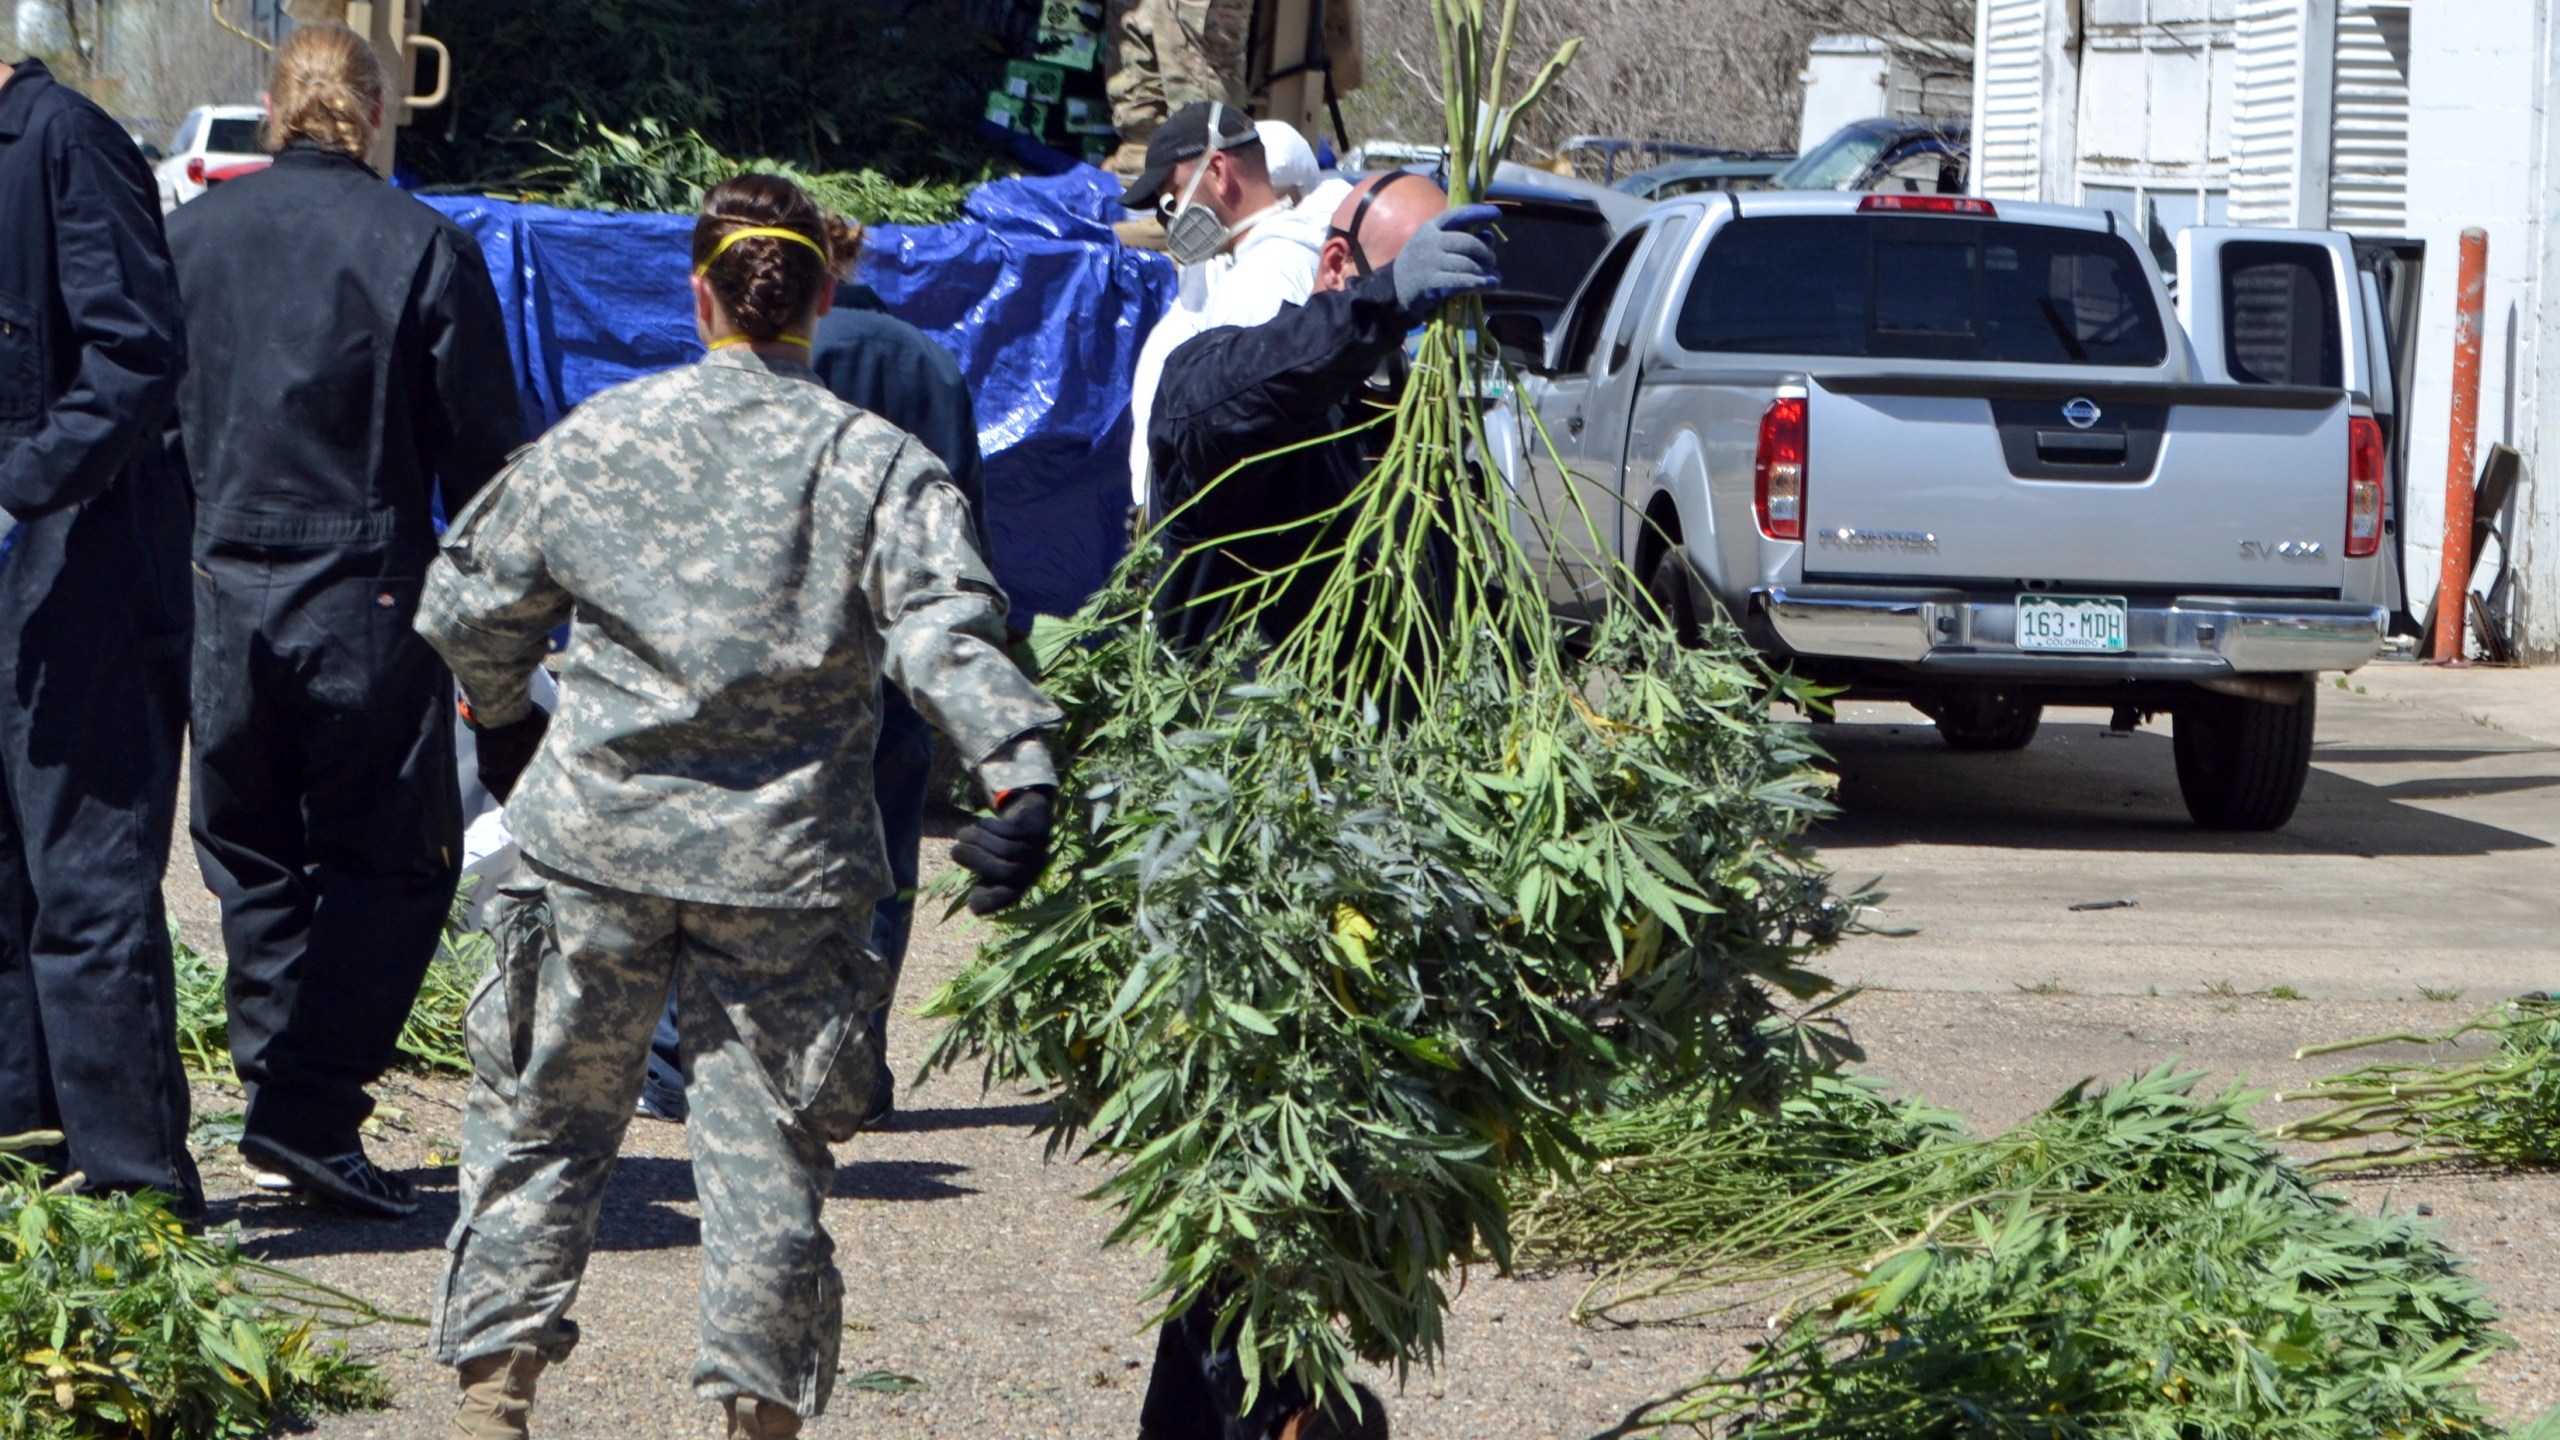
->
xmin=417 ymin=173 xmax=1062 ymax=1440
xmin=165 ymin=22 xmax=523 ymax=1220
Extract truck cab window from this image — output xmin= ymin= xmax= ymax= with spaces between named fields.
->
xmin=1557 ymin=228 xmax=1645 ymax=375
xmin=2220 ymin=242 xmax=2343 ymax=387
xmin=1677 ymin=216 xmax=2167 ymax=366
xmin=1607 ymin=216 xmax=1695 ymax=374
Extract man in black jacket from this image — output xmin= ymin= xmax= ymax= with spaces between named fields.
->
xmin=165 ymin=25 xmax=523 ymax=1217
xmin=1148 ymin=174 xmax=1497 ymax=658
xmin=1135 ymin=173 xmax=1497 ymax=1440
xmin=0 ymin=55 xmax=201 ymax=1216
xmin=638 ymin=278 xmax=984 ymax=1128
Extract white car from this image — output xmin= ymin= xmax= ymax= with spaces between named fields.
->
xmin=155 ymin=105 xmax=267 ymax=212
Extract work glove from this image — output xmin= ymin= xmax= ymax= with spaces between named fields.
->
xmin=468 ymin=707 xmax=550 ymax=805
xmin=1389 ymin=203 xmax=1502 ymax=316
xmin=951 ymin=787 xmax=1055 ymax=916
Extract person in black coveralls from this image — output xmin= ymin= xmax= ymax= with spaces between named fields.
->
xmin=166 ymin=24 xmax=524 ymax=1218
xmin=0 ymin=52 xmax=201 ymax=1218
xmin=1137 ymin=172 xmax=1500 ymax=1440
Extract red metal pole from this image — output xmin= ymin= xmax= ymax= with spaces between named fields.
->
xmin=2432 ymin=227 xmax=2489 ymax=664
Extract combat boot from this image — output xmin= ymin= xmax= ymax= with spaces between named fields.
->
xmin=451 ymin=1346 xmax=545 ymax=1439
xmin=724 ymin=1396 xmax=803 ymax=1438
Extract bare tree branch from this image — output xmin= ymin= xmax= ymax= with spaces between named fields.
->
xmin=1344 ymin=0 xmax=1973 ymax=163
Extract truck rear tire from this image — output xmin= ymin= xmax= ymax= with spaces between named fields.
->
xmin=1646 ymin=548 xmax=1703 ymax=647
xmin=1925 ymin=691 xmax=2043 ymax=751
xmin=2172 ymin=688 xmax=2315 ymax=830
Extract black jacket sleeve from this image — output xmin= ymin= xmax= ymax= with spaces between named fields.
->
xmin=418 ymin=226 xmax=523 ymax=517
xmin=1146 ymin=271 xmax=1411 ymax=522
xmin=0 ymin=104 xmax=182 ymax=520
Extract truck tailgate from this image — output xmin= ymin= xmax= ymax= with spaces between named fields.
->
xmin=1800 ymin=376 xmax=2348 ymax=592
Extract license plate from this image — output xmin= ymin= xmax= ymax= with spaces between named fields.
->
xmin=2014 ymin=594 xmax=2128 ymax=652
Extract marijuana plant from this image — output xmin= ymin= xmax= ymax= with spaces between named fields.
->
xmin=925 ymin=0 xmax=1850 ymax=1408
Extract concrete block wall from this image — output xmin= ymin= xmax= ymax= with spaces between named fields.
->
xmin=2400 ymin=0 xmax=2555 ymax=658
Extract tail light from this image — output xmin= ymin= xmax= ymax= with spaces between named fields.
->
xmin=186 ymin=156 xmax=205 ymax=185
xmin=1754 ymin=396 xmax=1807 ymax=541
xmin=2346 ymin=416 xmax=2384 ymax=558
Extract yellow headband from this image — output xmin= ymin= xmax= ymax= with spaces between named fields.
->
xmin=694 ymin=224 xmax=829 ymax=277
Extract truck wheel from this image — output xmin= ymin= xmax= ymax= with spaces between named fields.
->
xmin=1645 ymin=549 xmax=1702 ymax=647
xmin=1925 ymin=692 xmax=2043 ymax=752
xmin=2172 ymin=689 xmax=2316 ymax=830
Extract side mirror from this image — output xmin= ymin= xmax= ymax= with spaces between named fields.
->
xmin=1485 ymin=311 xmax=1548 ymax=371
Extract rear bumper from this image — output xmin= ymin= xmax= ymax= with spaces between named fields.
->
xmin=1750 ymin=585 xmax=2387 ymax=678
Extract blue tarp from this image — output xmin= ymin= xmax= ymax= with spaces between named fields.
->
xmin=421 ymin=165 xmax=1171 ymax=622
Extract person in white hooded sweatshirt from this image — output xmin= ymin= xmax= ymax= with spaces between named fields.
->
xmin=1123 ymin=107 xmax=1351 ymax=513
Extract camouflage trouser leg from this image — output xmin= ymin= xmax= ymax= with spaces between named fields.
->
xmin=1106 ymin=0 xmax=1255 ymax=173
xmin=431 ymin=858 xmax=885 ymax=1418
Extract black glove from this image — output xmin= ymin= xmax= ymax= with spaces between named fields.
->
xmin=469 ymin=707 xmax=550 ymax=804
xmin=1389 ymin=202 xmax=1502 ymax=316
xmin=951 ymin=787 xmax=1055 ymax=916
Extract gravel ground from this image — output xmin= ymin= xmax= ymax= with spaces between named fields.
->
xmin=152 ymin=826 xmax=2559 ymax=1440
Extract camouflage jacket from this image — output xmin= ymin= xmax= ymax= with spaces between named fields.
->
xmin=418 ymin=347 xmax=1060 ymax=910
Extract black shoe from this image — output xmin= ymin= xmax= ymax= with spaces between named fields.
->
xmin=861 ymin=1056 xmax=896 ymax=1128
xmin=237 ymin=1135 xmax=417 ymax=1219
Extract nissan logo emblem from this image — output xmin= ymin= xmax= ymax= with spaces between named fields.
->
xmin=2061 ymin=396 xmax=2102 ymax=430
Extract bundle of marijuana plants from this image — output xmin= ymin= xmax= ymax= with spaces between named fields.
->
xmin=1533 ymin=1068 xmax=2527 ymax=1440
xmin=0 ymin=1134 xmax=390 ymax=1438
xmin=2274 ymin=999 xmax=2560 ymax=1172
xmin=924 ymin=0 xmax=1848 ymax=1408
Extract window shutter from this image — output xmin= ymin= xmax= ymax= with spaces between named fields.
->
xmin=1973 ymin=0 xmax=2049 ymax=199
xmin=2325 ymin=0 xmax=2410 ymax=231
xmin=2230 ymin=0 xmax=2313 ymax=226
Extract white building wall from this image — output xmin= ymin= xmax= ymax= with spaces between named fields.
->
xmin=2397 ymin=0 xmax=2548 ymax=653
xmin=1971 ymin=0 xmax=2560 ymax=658
xmin=1801 ymin=37 xmax=1892 ymax=154
xmin=2518 ymin=0 xmax=2560 ymax=659
xmin=2074 ymin=0 xmax=2238 ymax=233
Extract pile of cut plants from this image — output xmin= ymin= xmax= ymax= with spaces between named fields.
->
xmin=0 ymin=1132 xmax=393 ymax=1438
xmin=1520 ymin=1063 xmax=2553 ymax=1439
xmin=924 ymin=0 xmax=1851 ymax=1414
xmin=2273 ymin=998 xmax=2560 ymax=1173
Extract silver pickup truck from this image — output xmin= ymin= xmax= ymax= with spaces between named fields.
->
xmin=1489 ymin=191 xmax=2402 ymax=831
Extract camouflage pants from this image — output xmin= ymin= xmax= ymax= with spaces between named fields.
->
xmin=430 ymin=858 xmax=886 ymax=1416
xmin=1106 ymin=0 xmax=1254 ymax=172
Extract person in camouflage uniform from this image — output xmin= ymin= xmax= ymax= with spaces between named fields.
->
xmin=418 ymin=174 xmax=1064 ymax=1440
xmin=1106 ymin=0 xmax=1254 ymax=176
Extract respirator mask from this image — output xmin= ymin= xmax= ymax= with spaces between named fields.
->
xmin=1159 ymin=102 xmax=1254 ymax=267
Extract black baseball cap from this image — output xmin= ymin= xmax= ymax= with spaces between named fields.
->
xmin=1119 ymin=101 xmax=1260 ymax=209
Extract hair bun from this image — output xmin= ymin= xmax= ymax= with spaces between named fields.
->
xmin=263 ymin=23 xmax=384 ymax=159
xmin=690 ymin=175 xmax=847 ymax=343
